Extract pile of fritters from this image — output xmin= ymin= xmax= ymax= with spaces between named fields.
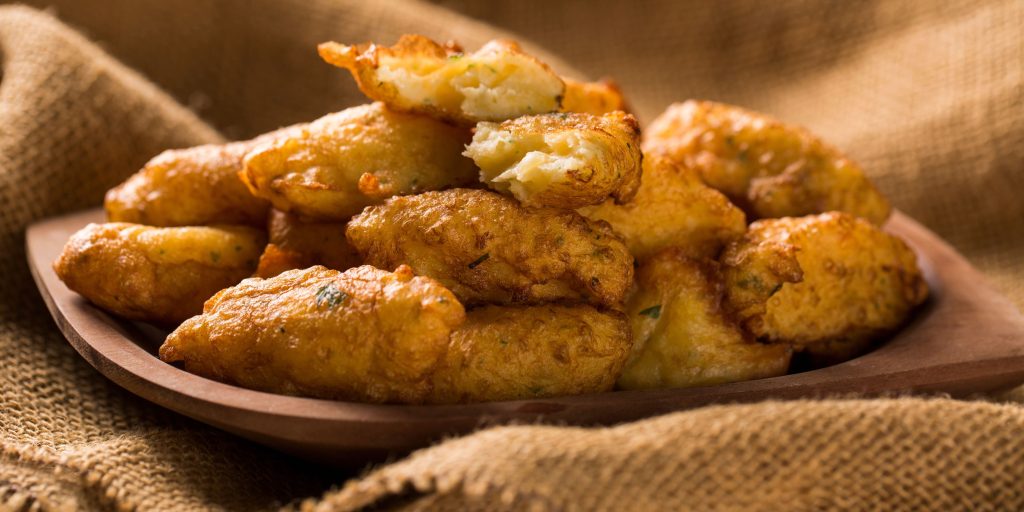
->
xmin=53 ymin=34 xmax=928 ymax=404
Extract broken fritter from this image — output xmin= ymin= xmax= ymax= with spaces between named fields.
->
xmin=578 ymin=154 xmax=746 ymax=261
xmin=53 ymin=223 xmax=265 ymax=325
xmin=346 ymin=189 xmax=634 ymax=307
xmin=617 ymin=249 xmax=791 ymax=390
xmin=643 ymin=100 xmax=892 ymax=224
xmin=240 ymin=102 xmax=477 ymax=221
xmin=159 ymin=265 xmax=466 ymax=404
xmin=464 ymin=111 xmax=642 ymax=208
xmin=319 ymin=35 xmax=564 ymax=125
xmin=255 ymin=209 xmax=361 ymax=278
xmin=721 ymin=212 xmax=929 ymax=349
xmin=105 ymin=126 xmax=299 ymax=227
xmin=560 ymin=78 xmax=630 ymax=115
xmin=429 ymin=304 xmax=631 ymax=404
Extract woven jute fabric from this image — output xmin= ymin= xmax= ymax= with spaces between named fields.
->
xmin=1 ymin=0 xmax=1022 ymax=510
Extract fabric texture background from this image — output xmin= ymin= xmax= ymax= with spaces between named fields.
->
xmin=0 ymin=0 xmax=1020 ymax=510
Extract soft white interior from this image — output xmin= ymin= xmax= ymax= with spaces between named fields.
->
xmin=466 ymin=125 xmax=600 ymax=200
xmin=377 ymin=50 xmax=562 ymax=121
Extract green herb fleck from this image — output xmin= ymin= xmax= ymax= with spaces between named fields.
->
xmin=209 ymin=251 xmax=221 ymax=263
xmin=315 ymin=284 xmax=348 ymax=309
xmin=485 ymin=65 xmax=498 ymax=74
xmin=725 ymin=135 xmax=735 ymax=147
xmin=528 ymin=385 xmax=545 ymax=395
xmin=158 ymin=248 xmax=166 ymax=255
xmin=448 ymin=53 xmax=464 ymax=60
xmin=769 ymin=283 xmax=784 ymax=296
xmin=738 ymin=149 xmax=749 ymax=163
xmin=278 ymin=326 xmax=287 ymax=334
xmin=467 ymin=253 xmax=490 ymax=269
xmin=639 ymin=305 xmax=662 ymax=319
xmin=499 ymin=338 xmax=509 ymax=348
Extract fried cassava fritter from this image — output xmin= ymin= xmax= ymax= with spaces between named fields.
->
xmin=643 ymin=100 xmax=891 ymax=224
xmin=255 ymin=209 xmax=360 ymax=278
xmin=346 ymin=189 xmax=633 ymax=307
xmin=53 ymin=223 xmax=265 ymax=325
xmin=721 ymin=212 xmax=928 ymax=349
xmin=240 ymin=102 xmax=476 ymax=221
xmin=429 ymin=304 xmax=631 ymax=404
xmin=159 ymin=265 xmax=465 ymax=403
xmin=105 ymin=126 xmax=299 ymax=227
xmin=560 ymin=78 xmax=630 ymax=115
xmin=318 ymin=35 xmax=564 ymax=125
xmin=465 ymin=111 xmax=642 ymax=208
xmin=578 ymin=155 xmax=746 ymax=261
xmin=617 ymin=249 xmax=791 ymax=390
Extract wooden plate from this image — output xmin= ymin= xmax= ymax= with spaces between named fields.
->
xmin=26 ymin=208 xmax=1024 ymax=465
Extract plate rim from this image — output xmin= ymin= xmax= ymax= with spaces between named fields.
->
xmin=26 ymin=208 xmax=1024 ymax=458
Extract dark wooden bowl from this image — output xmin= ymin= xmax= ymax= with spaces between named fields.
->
xmin=26 ymin=208 xmax=1024 ymax=465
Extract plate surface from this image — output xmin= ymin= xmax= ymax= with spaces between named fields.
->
xmin=26 ymin=208 xmax=1024 ymax=464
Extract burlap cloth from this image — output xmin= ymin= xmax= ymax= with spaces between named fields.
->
xmin=1 ymin=0 xmax=1021 ymax=510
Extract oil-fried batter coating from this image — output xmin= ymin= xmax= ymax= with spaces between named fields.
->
xmin=721 ymin=212 xmax=928 ymax=349
xmin=255 ymin=210 xmax=361 ymax=278
xmin=643 ymin=100 xmax=892 ymax=224
xmin=346 ymin=189 xmax=634 ymax=307
xmin=579 ymin=155 xmax=746 ymax=261
xmin=319 ymin=35 xmax=564 ymax=125
xmin=617 ymin=249 xmax=791 ymax=390
xmin=464 ymin=111 xmax=642 ymax=208
xmin=159 ymin=265 xmax=466 ymax=403
xmin=240 ymin=102 xmax=476 ymax=221
xmin=561 ymin=78 xmax=630 ymax=115
xmin=105 ymin=127 xmax=299 ymax=227
xmin=429 ymin=304 xmax=631 ymax=404
xmin=53 ymin=223 xmax=265 ymax=325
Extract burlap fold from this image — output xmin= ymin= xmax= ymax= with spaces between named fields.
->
xmin=0 ymin=0 xmax=1022 ymax=510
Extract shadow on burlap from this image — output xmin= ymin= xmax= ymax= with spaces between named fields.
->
xmin=0 ymin=1 xmax=1022 ymax=510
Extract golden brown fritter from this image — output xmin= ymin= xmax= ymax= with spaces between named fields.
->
xmin=617 ymin=249 xmax=791 ymax=390
xmin=561 ymin=78 xmax=630 ymax=115
xmin=429 ymin=304 xmax=631 ymax=404
xmin=643 ymin=100 xmax=892 ymax=224
xmin=53 ymin=223 xmax=265 ymax=325
xmin=578 ymin=155 xmax=747 ymax=261
xmin=464 ymin=111 xmax=642 ymax=208
xmin=721 ymin=212 xmax=929 ymax=349
xmin=159 ymin=265 xmax=466 ymax=404
xmin=105 ymin=127 xmax=299 ymax=227
xmin=255 ymin=210 xmax=361 ymax=278
xmin=319 ymin=35 xmax=565 ymax=125
xmin=240 ymin=102 xmax=476 ymax=221
xmin=346 ymin=189 xmax=634 ymax=307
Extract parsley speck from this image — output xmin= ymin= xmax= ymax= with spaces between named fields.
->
xmin=639 ymin=305 xmax=662 ymax=319
xmin=467 ymin=253 xmax=490 ymax=269
xmin=315 ymin=284 xmax=348 ymax=309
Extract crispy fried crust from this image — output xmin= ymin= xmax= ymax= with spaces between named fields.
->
xmin=255 ymin=210 xmax=361 ymax=278
xmin=318 ymin=35 xmax=565 ymax=124
xmin=428 ymin=304 xmax=632 ymax=403
xmin=465 ymin=111 xmax=642 ymax=208
xmin=579 ymin=155 xmax=747 ymax=261
xmin=240 ymin=102 xmax=476 ymax=221
xmin=53 ymin=223 xmax=266 ymax=325
xmin=617 ymin=249 xmax=791 ymax=390
xmin=346 ymin=189 xmax=634 ymax=307
xmin=561 ymin=78 xmax=630 ymax=115
xmin=159 ymin=265 xmax=466 ymax=404
xmin=721 ymin=212 xmax=929 ymax=348
xmin=643 ymin=100 xmax=892 ymax=224
xmin=105 ymin=126 xmax=300 ymax=227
